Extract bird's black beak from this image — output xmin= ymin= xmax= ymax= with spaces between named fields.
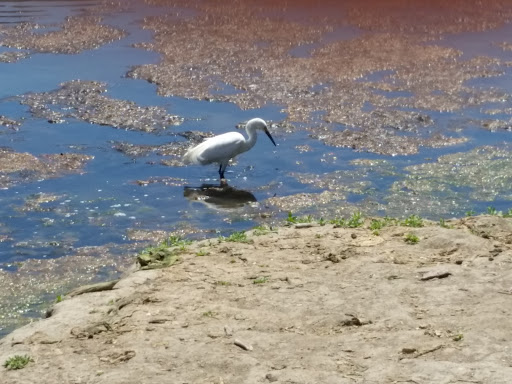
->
xmin=264 ymin=128 xmax=277 ymax=146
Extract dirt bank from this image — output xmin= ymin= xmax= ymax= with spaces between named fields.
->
xmin=1 ymin=215 xmax=512 ymax=383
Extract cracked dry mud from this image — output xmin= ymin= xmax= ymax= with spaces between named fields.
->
xmin=2 ymin=215 xmax=512 ymax=383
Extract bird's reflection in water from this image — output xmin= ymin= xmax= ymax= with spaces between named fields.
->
xmin=184 ymin=183 xmax=257 ymax=209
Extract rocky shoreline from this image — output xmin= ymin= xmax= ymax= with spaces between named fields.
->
xmin=2 ymin=215 xmax=512 ymax=383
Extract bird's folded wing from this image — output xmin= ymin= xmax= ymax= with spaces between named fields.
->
xmin=183 ymin=132 xmax=246 ymax=165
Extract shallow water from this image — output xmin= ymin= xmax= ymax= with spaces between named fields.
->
xmin=1 ymin=0 xmax=512 ymax=336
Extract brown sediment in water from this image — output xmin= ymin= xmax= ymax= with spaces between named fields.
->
xmin=0 ymin=116 xmax=21 ymax=131
xmin=125 ymin=0 xmax=512 ymax=155
xmin=0 ymin=51 xmax=30 ymax=63
xmin=264 ymin=190 xmax=347 ymax=212
xmin=0 ymin=15 xmax=125 ymax=54
xmin=20 ymin=80 xmax=183 ymax=132
xmin=0 ymin=244 xmax=136 ymax=336
xmin=0 ymin=149 xmax=93 ymax=189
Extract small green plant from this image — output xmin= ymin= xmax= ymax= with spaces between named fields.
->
xmin=137 ymin=237 xmax=183 ymax=269
xmin=347 ymin=211 xmax=364 ymax=228
xmin=215 ymin=281 xmax=231 ymax=286
xmin=164 ymin=235 xmax=192 ymax=248
xmin=383 ymin=216 xmax=398 ymax=226
xmin=318 ymin=217 xmax=326 ymax=226
xmin=3 ymin=355 xmax=33 ymax=370
xmin=300 ymin=215 xmax=313 ymax=223
xmin=487 ymin=206 xmax=498 ymax=216
xmin=452 ymin=333 xmax=464 ymax=342
xmin=465 ymin=210 xmax=475 ymax=217
xmin=369 ymin=219 xmax=385 ymax=231
xmin=402 ymin=214 xmax=423 ymax=228
xmin=253 ymin=276 xmax=269 ymax=284
xmin=329 ymin=212 xmax=364 ymax=228
xmin=253 ymin=225 xmax=270 ymax=236
xmin=286 ymin=212 xmax=313 ymax=224
xmin=225 ymin=231 xmax=249 ymax=243
xmin=503 ymin=208 xmax=512 ymax=218
xmin=404 ymin=233 xmax=419 ymax=244
xmin=369 ymin=216 xmax=397 ymax=234
xmin=286 ymin=211 xmax=297 ymax=224
xmin=329 ymin=217 xmax=347 ymax=227
xmin=196 ymin=249 xmax=209 ymax=256
xmin=55 ymin=295 xmax=63 ymax=303
xmin=202 ymin=310 xmax=218 ymax=318
xmin=439 ymin=218 xmax=454 ymax=229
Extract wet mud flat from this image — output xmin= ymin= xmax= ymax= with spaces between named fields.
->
xmin=1 ymin=215 xmax=512 ymax=383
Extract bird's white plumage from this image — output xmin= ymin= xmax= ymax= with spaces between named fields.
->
xmin=183 ymin=118 xmax=276 ymax=180
xmin=183 ymin=132 xmax=247 ymax=165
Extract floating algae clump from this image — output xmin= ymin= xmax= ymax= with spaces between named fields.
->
xmin=386 ymin=146 xmax=512 ymax=217
xmin=0 ymin=148 xmax=93 ymax=189
xmin=20 ymin=80 xmax=183 ymax=132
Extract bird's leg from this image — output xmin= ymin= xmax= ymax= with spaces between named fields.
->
xmin=219 ymin=162 xmax=228 ymax=181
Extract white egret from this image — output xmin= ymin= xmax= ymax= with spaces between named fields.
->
xmin=183 ymin=118 xmax=276 ymax=180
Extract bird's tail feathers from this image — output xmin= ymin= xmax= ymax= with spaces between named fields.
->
xmin=183 ymin=147 xmax=202 ymax=165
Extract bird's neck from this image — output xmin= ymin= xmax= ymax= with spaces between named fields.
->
xmin=243 ymin=127 xmax=258 ymax=151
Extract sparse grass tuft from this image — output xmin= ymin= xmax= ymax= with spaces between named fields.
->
xmin=404 ymin=233 xmax=419 ymax=244
xmin=164 ymin=235 xmax=192 ymax=248
xmin=503 ymin=208 xmax=512 ymax=218
xmin=286 ymin=211 xmax=313 ymax=224
xmin=215 ymin=281 xmax=231 ymax=286
xmin=202 ymin=310 xmax=218 ymax=318
xmin=330 ymin=212 xmax=364 ymax=228
xmin=286 ymin=211 xmax=296 ymax=223
xmin=347 ymin=211 xmax=364 ymax=228
xmin=369 ymin=219 xmax=385 ymax=231
xmin=253 ymin=276 xmax=269 ymax=284
xmin=439 ymin=218 xmax=454 ymax=229
xmin=55 ymin=295 xmax=63 ymax=303
xmin=487 ymin=206 xmax=499 ymax=216
xmin=369 ymin=216 xmax=397 ymax=234
xmin=452 ymin=333 xmax=464 ymax=342
xmin=224 ymin=231 xmax=249 ymax=243
xmin=329 ymin=217 xmax=347 ymax=227
xmin=253 ymin=225 xmax=270 ymax=236
xmin=3 ymin=355 xmax=33 ymax=370
xmin=465 ymin=210 xmax=475 ymax=217
xmin=402 ymin=214 xmax=423 ymax=228
xmin=137 ymin=235 xmax=188 ymax=269
xmin=196 ymin=249 xmax=209 ymax=256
